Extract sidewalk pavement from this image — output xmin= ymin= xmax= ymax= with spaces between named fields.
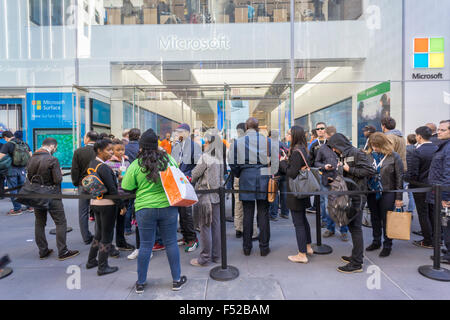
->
xmin=0 ymin=197 xmax=449 ymax=300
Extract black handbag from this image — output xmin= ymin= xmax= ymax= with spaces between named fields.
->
xmin=16 ymin=176 xmax=58 ymax=210
xmin=288 ymin=149 xmax=321 ymax=199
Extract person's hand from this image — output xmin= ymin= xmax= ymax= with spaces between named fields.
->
xmin=280 ymin=153 xmax=287 ymax=161
xmin=442 ymin=201 xmax=450 ymax=208
xmin=324 ymin=164 xmax=333 ymax=171
xmin=395 ymin=200 xmax=403 ymax=208
xmin=343 ymin=163 xmax=350 ymax=172
xmin=120 ymin=208 xmax=127 ymax=216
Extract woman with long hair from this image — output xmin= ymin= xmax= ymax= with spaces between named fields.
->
xmin=122 ymin=129 xmax=187 ymax=294
xmin=366 ymin=132 xmax=404 ymax=258
xmin=279 ymin=126 xmax=314 ymax=263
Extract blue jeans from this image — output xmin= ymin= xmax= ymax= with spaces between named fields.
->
xmin=269 ymin=177 xmax=289 ymax=218
xmin=405 ymin=182 xmax=415 ymax=212
xmin=7 ymin=166 xmax=26 ymax=211
xmin=320 ymin=184 xmax=328 ymax=223
xmin=136 ymin=206 xmax=180 ymax=285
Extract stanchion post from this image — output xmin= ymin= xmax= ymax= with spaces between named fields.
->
xmin=418 ymin=185 xmax=450 ymax=281
xmin=311 ymin=193 xmax=332 ymax=255
xmin=210 ymin=187 xmax=239 ymax=281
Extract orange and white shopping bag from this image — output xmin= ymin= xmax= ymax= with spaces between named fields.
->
xmin=160 ymin=166 xmax=198 ymax=207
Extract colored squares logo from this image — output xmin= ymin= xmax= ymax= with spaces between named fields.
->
xmin=414 ymin=37 xmax=445 ymax=68
xmin=36 ymin=100 xmax=42 ymax=110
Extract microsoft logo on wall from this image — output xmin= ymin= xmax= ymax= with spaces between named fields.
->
xmin=412 ymin=37 xmax=444 ymax=80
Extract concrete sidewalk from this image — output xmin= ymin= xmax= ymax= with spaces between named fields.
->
xmin=0 ymin=197 xmax=448 ymax=300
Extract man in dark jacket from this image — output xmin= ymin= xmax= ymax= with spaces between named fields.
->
xmin=229 ymin=118 xmax=271 ymax=257
xmin=71 ymin=130 xmax=98 ymax=244
xmin=28 ymin=138 xmax=79 ymax=260
xmin=124 ymin=128 xmax=140 ymax=163
xmin=426 ymin=122 xmax=441 ymax=147
xmin=172 ymin=123 xmax=202 ymax=252
xmin=327 ymin=133 xmax=376 ymax=273
xmin=0 ymin=130 xmax=33 ymax=215
xmin=427 ymin=120 xmax=450 ymax=264
xmin=123 ymin=128 xmax=141 ymax=235
xmin=405 ymin=126 xmax=438 ymax=248
xmin=308 ymin=122 xmax=328 ymax=217
xmin=315 ymin=126 xmax=349 ymax=240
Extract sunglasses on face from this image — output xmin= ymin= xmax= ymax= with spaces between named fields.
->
xmin=317 ymin=127 xmax=325 ymax=130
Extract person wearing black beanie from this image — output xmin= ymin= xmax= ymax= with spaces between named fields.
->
xmin=122 ymin=128 xmax=187 ymax=294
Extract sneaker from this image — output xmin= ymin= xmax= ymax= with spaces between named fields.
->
xmin=379 ymin=247 xmax=391 ymax=258
xmin=26 ymin=207 xmax=34 ymax=213
xmin=337 ymin=263 xmax=363 ymax=273
xmin=190 ymin=258 xmax=207 ymax=267
xmin=118 ymin=243 xmax=135 ymax=251
xmin=236 ymin=231 xmax=243 ymax=238
xmin=323 ymin=230 xmax=335 ymax=238
xmin=58 ymin=250 xmax=80 ymax=261
xmin=412 ymin=230 xmax=423 ymax=236
xmin=153 ymin=243 xmax=165 ymax=251
xmin=280 ymin=214 xmax=289 ymax=219
xmin=127 ymin=249 xmax=139 ymax=260
xmin=270 ymin=216 xmax=279 ymax=221
xmin=8 ymin=209 xmax=23 ymax=216
xmin=109 ymin=246 xmax=120 ymax=258
xmin=185 ymin=239 xmax=199 ymax=252
xmin=260 ymin=248 xmax=271 ymax=257
xmin=430 ymin=255 xmax=450 ymax=265
xmin=365 ymin=243 xmax=381 ymax=251
xmin=412 ymin=240 xmax=433 ymax=249
xmin=341 ymin=256 xmax=351 ymax=263
xmin=172 ymin=275 xmax=187 ymax=291
xmin=177 ymin=238 xmax=186 ymax=246
xmin=89 ymin=216 xmax=95 ymax=222
xmin=39 ymin=249 xmax=54 ymax=260
xmin=135 ymin=282 xmax=145 ymax=294
xmin=306 ymin=207 xmax=316 ymax=213
xmin=340 ymin=233 xmax=349 ymax=242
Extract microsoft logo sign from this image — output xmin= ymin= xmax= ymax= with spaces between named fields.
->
xmin=414 ymin=37 xmax=444 ymax=68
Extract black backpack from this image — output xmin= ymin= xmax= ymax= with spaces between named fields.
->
xmin=10 ymin=140 xmax=31 ymax=167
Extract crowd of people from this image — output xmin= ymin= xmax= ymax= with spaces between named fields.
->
xmin=0 ymin=116 xmax=449 ymax=293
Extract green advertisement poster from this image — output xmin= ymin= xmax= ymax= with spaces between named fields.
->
xmin=357 ymin=82 xmax=391 ymax=148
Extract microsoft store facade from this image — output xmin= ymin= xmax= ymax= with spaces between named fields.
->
xmin=0 ymin=0 xmax=449 ymax=166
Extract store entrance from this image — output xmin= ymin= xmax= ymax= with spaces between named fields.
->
xmin=0 ymin=90 xmax=26 ymax=133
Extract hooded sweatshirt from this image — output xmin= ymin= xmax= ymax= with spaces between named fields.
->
xmin=385 ymin=129 xmax=407 ymax=170
xmin=327 ymin=133 xmax=376 ymax=192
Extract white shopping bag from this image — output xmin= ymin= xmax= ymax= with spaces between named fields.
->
xmin=160 ymin=166 xmax=198 ymax=207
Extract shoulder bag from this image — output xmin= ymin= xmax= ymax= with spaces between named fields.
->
xmin=16 ymin=175 xmax=58 ymax=210
xmin=288 ymin=149 xmax=321 ymax=199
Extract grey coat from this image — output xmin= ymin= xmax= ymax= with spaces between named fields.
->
xmin=191 ymin=153 xmax=224 ymax=204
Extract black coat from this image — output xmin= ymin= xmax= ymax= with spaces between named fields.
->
xmin=89 ymin=159 xmax=124 ymax=208
xmin=27 ymin=149 xmax=62 ymax=186
xmin=367 ymin=152 xmax=404 ymax=201
xmin=405 ymin=143 xmax=438 ymax=186
xmin=71 ymin=144 xmax=96 ymax=187
xmin=279 ymin=145 xmax=309 ymax=210
xmin=327 ymin=133 xmax=376 ymax=192
xmin=314 ymin=143 xmax=338 ymax=185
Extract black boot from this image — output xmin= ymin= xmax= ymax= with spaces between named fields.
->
xmin=97 ymin=243 xmax=119 ymax=276
xmin=86 ymin=240 xmax=99 ymax=269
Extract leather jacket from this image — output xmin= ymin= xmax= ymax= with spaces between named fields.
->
xmin=26 ymin=149 xmax=62 ymax=186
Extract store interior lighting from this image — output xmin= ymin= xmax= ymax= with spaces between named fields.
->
xmin=191 ymin=68 xmax=281 ymax=86
xmin=294 ymin=67 xmax=340 ymax=99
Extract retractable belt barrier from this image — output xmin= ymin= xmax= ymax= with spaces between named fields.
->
xmin=1 ymin=179 xmax=449 ymax=282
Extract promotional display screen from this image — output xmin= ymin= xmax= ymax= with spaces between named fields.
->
xmin=34 ymin=128 xmax=75 ymax=169
xmin=357 ymin=82 xmax=391 ymax=148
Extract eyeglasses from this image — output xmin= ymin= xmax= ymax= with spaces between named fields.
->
xmin=316 ymin=127 xmax=325 ymax=130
